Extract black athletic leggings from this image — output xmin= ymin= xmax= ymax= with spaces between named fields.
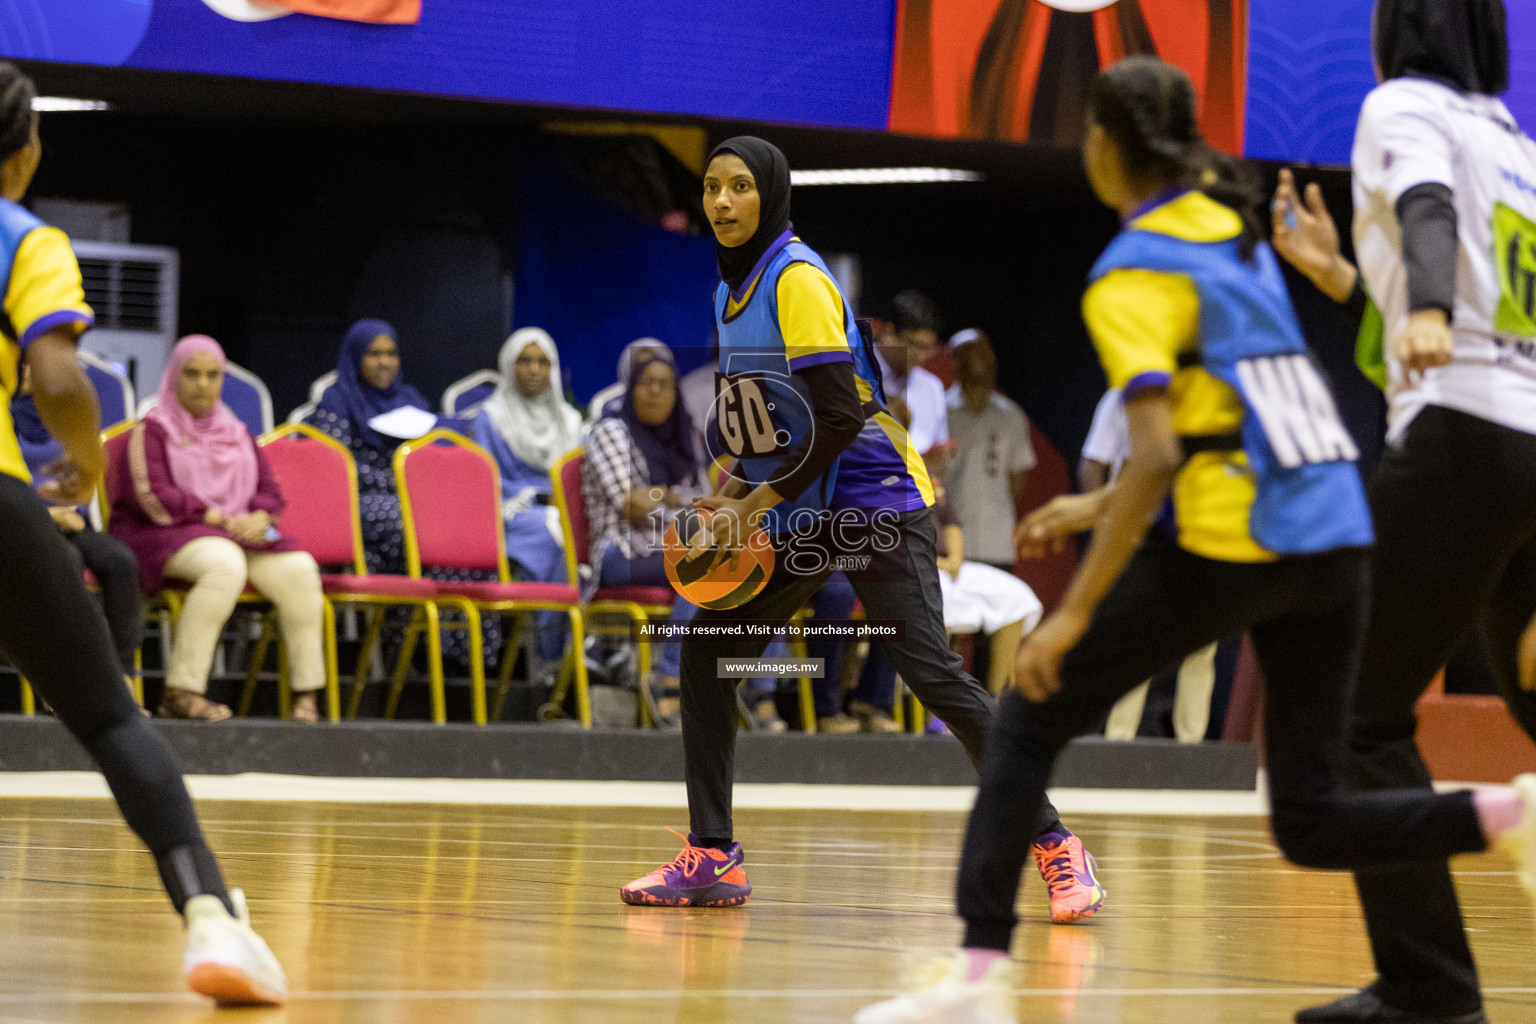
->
xmin=58 ymin=525 xmax=142 ymax=677
xmin=1348 ymin=406 xmax=1536 ymax=1017
xmin=0 ymin=473 xmax=226 ymax=914
xmin=956 ymin=537 xmax=1487 ymax=953
xmin=681 ymin=508 xmax=1064 ymax=844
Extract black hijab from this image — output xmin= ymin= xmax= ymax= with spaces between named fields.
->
xmin=708 ymin=136 xmax=794 ymax=295
xmin=1374 ymin=0 xmax=1508 ymax=95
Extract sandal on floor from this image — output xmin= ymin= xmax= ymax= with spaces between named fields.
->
xmin=290 ymin=695 xmax=320 ymax=724
xmin=156 ymin=689 xmax=233 ymax=722
xmin=752 ymin=698 xmax=788 ymax=733
xmin=848 ymin=699 xmax=902 ymax=734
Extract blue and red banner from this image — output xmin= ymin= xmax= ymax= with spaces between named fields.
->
xmin=1 ymin=0 xmax=1533 ymax=166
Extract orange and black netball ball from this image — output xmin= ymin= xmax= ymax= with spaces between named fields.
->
xmin=663 ymin=508 xmax=774 ymax=610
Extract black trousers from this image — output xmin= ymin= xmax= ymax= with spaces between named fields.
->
xmin=681 ymin=507 xmax=1064 ymax=842
xmin=60 ymin=526 xmax=142 ymax=677
xmin=0 ymin=473 xmax=221 ymax=911
xmin=956 ymin=538 xmax=1486 ymax=952
xmin=1349 ymin=407 xmax=1536 ymax=1016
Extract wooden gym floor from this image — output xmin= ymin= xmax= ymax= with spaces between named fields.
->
xmin=0 ymin=798 xmax=1532 ymax=1023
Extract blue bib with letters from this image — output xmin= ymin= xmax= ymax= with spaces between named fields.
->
xmin=714 ymin=239 xmax=882 ymax=533
xmin=1090 ymin=230 xmax=1374 ymax=555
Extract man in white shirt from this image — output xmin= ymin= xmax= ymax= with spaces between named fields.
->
xmin=1079 ymin=386 xmax=1216 ymax=745
xmin=943 ymin=329 xmax=1035 ymax=568
xmin=873 ymin=289 xmax=949 ymax=454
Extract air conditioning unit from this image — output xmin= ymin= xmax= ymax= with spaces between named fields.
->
xmin=72 ymin=241 xmax=178 ymax=397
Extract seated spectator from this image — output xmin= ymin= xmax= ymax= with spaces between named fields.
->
xmin=311 ymin=319 xmax=502 ymax=670
xmin=109 ymin=336 xmax=326 ymax=722
xmin=14 ymin=366 xmax=142 ymax=691
xmin=583 ymin=339 xmax=704 ymax=717
xmin=307 ymin=319 xmax=429 ymax=577
xmin=930 ymin=490 xmax=1042 ymax=693
xmin=468 ymin=327 xmax=583 ymax=682
xmin=589 ymin=337 xmax=666 ymax=422
xmin=944 ymin=330 xmax=1036 ymax=569
xmin=872 ymin=289 xmax=948 ymax=455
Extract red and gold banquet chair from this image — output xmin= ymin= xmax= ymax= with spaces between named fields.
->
xmin=548 ymin=447 xmax=676 ymax=727
xmin=394 ymin=429 xmax=591 ymax=727
xmin=256 ymin=422 xmax=454 ymax=723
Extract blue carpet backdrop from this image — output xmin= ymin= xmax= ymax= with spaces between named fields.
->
xmin=512 ymin=151 xmax=718 ymax=405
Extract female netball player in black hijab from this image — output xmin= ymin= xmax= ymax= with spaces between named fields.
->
xmin=1270 ymin=2 xmax=1536 ymax=1023
xmin=619 ymin=137 xmax=1105 ymax=925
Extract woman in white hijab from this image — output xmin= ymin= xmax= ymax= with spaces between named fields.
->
xmin=469 ymin=328 xmax=584 ymax=671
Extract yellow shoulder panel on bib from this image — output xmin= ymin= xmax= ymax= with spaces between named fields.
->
xmin=1130 ymin=191 xmax=1242 ymax=244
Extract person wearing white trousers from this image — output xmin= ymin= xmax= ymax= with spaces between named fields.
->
xmin=938 ymin=559 xmax=1044 ymax=695
xmin=933 ymin=498 xmax=1043 ymax=695
xmin=109 ymin=336 xmax=328 ymax=723
xmin=164 ymin=537 xmax=326 ymax=715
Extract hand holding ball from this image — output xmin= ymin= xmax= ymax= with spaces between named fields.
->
xmin=663 ymin=507 xmax=774 ymax=610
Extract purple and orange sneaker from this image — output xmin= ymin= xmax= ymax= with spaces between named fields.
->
xmin=1032 ymin=832 xmax=1105 ymax=925
xmin=620 ymin=829 xmax=751 ymax=908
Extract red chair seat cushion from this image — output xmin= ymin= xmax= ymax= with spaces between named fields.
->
xmin=321 ymin=574 xmax=437 ymax=599
xmin=433 ymin=580 xmax=580 ymax=605
xmin=591 ymin=585 xmax=677 ymax=607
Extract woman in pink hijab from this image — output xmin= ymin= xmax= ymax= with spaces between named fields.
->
xmin=109 ymin=336 xmax=326 ymax=722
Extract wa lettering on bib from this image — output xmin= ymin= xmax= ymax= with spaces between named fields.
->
xmin=1235 ymin=355 xmax=1360 ymax=469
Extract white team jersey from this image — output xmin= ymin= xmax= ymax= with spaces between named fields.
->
xmin=1353 ymin=77 xmax=1536 ymax=440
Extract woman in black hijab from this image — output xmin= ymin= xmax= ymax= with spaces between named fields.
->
xmin=620 ymin=134 xmax=1102 ymax=929
xmin=1283 ymin=3 xmax=1536 ymax=1024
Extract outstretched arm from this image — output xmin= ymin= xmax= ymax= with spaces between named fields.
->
xmin=1272 ymin=168 xmax=1359 ymax=304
